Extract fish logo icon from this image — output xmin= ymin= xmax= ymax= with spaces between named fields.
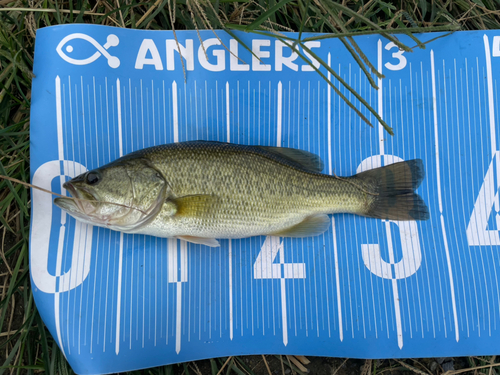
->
xmin=56 ymin=33 xmax=120 ymax=68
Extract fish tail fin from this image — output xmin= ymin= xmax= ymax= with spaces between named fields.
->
xmin=355 ymin=159 xmax=429 ymax=221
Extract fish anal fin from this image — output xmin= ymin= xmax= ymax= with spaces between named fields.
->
xmin=270 ymin=214 xmax=330 ymax=237
xmin=257 ymin=146 xmax=324 ymax=173
xmin=173 ymin=194 xmax=217 ymax=217
xmin=177 ymin=236 xmax=220 ymax=247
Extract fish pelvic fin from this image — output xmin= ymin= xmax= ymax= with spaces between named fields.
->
xmin=356 ymin=159 xmax=429 ymax=221
xmin=270 ymin=214 xmax=330 ymax=237
xmin=176 ymin=236 xmax=220 ymax=247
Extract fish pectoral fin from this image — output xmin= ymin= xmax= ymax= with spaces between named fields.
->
xmin=176 ymin=236 xmax=220 ymax=247
xmin=256 ymin=146 xmax=324 ymax=173
xmin=270 ymin=214 xmax=330 ymax=237
xmin=172 ymin=194 xmax=217 ymax=217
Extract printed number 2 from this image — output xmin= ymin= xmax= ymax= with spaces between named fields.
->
xmin=253 ymin=237 xmax=306 ymax=280
xmin=385 ymin=42 xmax=407 ymax=71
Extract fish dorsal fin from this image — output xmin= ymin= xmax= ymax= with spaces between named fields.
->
xmin=270 ymin=214 xmax=330 ymax=237
xmin=177 ymin=236 xmax=220 ymax=247
xmin=256 ymin=146 xmax=324 ymax=173
xmin=172 ymin=194 xmax=217 ymax=217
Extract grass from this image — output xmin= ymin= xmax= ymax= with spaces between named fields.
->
xmin=1 ymin=0 xmax=500 ymax=374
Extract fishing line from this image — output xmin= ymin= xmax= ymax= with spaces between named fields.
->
xmin=0 ymin=175 xmax=148 ymax=215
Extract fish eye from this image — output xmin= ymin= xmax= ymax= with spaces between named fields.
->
xmin=85 ymin=171 xmax=101 ymax=185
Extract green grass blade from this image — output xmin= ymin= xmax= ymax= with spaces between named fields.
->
xmin=0 ymin=244 xmax=26 ymax=337
xmin=223 ymin=28 xmax=261 ymax=63
xmin=244 ymin=0 xmax=295 ymax=31
xmin=297 ymin=41 xmax=393 ymax=134
xmin=314 ymin=0 xmax=381 ymax=81
xmin=301 ymin=24 xmax=460 ymax=43
xmin=0 ymin=339 xmax=22 ymax=375
xmin=35 ymin=313 xmax=51 ymax=375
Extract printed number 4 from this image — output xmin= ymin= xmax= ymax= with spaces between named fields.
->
xmin=468 ymin=37 xmax=500 ymax=244
xmin=493 ymin=36 xmax=500 ymax=57
xmin=385 ymin=42 xmax=407 ymax=71
xmin=467 ymin=152 xmax=500 ymax=246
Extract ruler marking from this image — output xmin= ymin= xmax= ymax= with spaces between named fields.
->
xmin=484 ymin=35 xmax=497 ymax=154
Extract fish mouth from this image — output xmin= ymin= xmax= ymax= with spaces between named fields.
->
xmin=54 ymin=181 xmax=97 ymax=215
xmin=64 ymin=181 xmax=95 ymax=199
xmin=54 ymin=196 xmax=81 ymax=215
xmin=62 ymin=181 xmax=78 ymax=197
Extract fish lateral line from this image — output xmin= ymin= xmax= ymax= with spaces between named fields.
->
xmin=332 ymin=171 xmax=379 ymax=196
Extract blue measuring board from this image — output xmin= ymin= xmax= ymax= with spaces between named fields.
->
xmin=30 ymin=25 xmax=500 ymax=374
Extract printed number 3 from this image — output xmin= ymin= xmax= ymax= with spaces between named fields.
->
xmin=385 ymin=42 xmax=407 ymax=71
xmin=358 ymin=156 xmax=422 ymax=280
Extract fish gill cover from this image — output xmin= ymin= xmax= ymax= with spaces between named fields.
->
xmin=30 ymin=24 xmax=500 ymax=374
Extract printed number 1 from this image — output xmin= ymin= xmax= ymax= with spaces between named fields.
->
xmin=385 ymin=42 xmax=407 ymax=71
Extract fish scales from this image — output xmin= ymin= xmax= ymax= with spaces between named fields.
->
xmin=139 ymin=142 xmax=364 ymax=237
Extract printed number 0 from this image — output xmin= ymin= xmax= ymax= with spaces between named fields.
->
xmin=384 ymin=42 xmax=407 ymax=71
xmin=31 ymin=160 xmax=93 ymax=293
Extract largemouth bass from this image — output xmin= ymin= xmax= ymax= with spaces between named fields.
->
xmin=54 ymin=141 xmax=429 ymax=247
